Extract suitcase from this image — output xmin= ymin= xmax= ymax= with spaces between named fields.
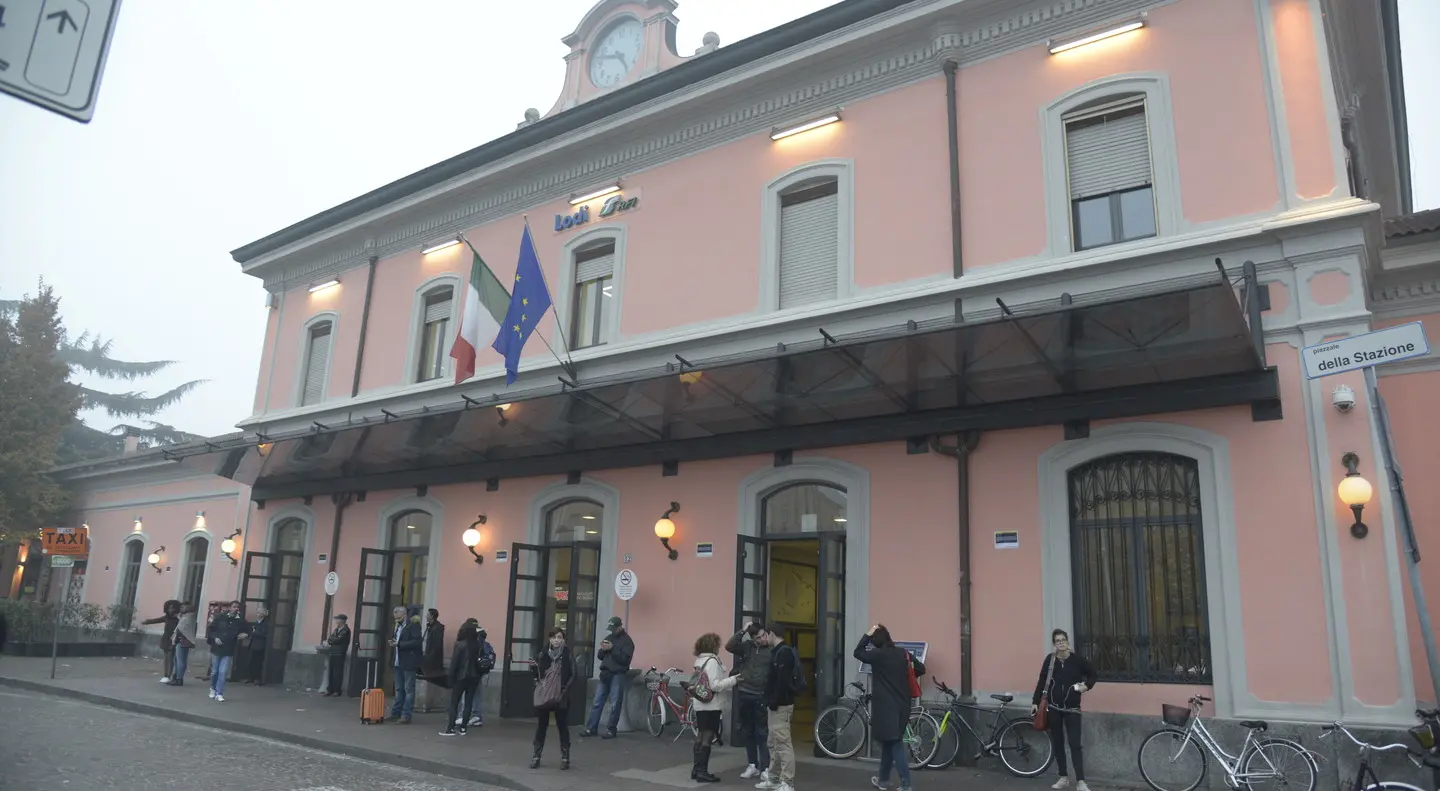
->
xmin=360 ymin=660 xmax=386 ymax=725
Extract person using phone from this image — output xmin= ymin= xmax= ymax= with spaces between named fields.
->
xmin=582 ymin=616 xmax=634 ymax=739
xmin=1031 ymin=629 xmax=1097 ymax=791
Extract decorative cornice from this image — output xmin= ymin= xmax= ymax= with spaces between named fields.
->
xmin=1370 ymin=278 xmax=1440 ymax=318
xmin=256 ymin=0 xmax=1158 ymax=291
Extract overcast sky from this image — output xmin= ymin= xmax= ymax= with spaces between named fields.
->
xmin=0 ymin=0 xmax=1435 ymax=440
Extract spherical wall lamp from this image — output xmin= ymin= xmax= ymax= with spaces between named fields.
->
xmin=1338 ymin=452 xmax=1374 ymax=539
xmin=655 ymin=502 xmax=680 ymax=561
xmin=219 ymin=528 xmax=241 ymax=566
xmin=462 ymin=515 xmax=486 ymax=565
xmin=148 ymin=546 xmax=165 ymax=574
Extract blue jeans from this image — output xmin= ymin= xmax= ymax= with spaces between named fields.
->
xmin=391 ymin=668 xmax=417 ymax=718
xmin=173 ymin=644 xmax=191 ymax=681
xmin=208 ymin=655 xmax=232 ymax=695
xmin=738 ymin=695 xmax=771 ymax=769
xmin=586 ymin=671 xmax=626 ymax=732
xmin=878 ymin=739 xmax=912 ymax=788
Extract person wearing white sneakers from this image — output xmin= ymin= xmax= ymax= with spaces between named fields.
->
xmin=755 ymin=624 xmax=802 ymax=791
xmin=206 ymin=600 xmax=248 ymax=703
xmin=1030 ymin=629 xmax=1097 ymax=791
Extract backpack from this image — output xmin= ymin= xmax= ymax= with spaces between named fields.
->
xmin=690 ymin=656 xmax=717 ymax=703
xmin=477 ymin=641 xmax=495 ymax=675
xmin=784 ymin=645 xmax=807 ymax=693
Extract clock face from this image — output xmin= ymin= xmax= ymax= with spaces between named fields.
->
xmin=588 ymin=18 xmax=644 ymax=89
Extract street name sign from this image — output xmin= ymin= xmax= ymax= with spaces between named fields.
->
xmin=41 ymin=526 xmax=88 ymax=556
xmin=0 ymin=0 xmax=121 ymax=123
xmin=1301 ymin=322 xmax=1430 ymax=380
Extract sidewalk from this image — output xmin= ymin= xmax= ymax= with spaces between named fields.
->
xmin=0 ymin=656 xmax=1041 ymax=791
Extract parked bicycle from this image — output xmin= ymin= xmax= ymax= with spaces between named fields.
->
xmin=814 ymin=680 xmax=941 ymax=768
xmin=922 ymin=681 xmax=1052 ymax=775
xmin=1321 ymin=720 xmax=1440 ymax=791
xmin=1136 ymin=694 xmax=1318 ymax=791
xmin=643 ymin=666 xmax=696 ymax=742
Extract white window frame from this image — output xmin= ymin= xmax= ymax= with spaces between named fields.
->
xmin=759 ymin=159 xmax=855 ymax=313
xmin=171 ymin=529 xmax=213 ymax=607
xmin=554 ymin=226 xmax=627 ymax=354
xmin=1040 ymin=73 xmax=1183 ymax=257
xmin=375 ymin=496 xmax=446 ymax=616
xmin=112 ymin=534 xmax=148 ymax=628
xmin=404 ymin=275 xmax=461 ymax=384
xmin=265 ymin=506 xmax=316 ymax=640
xmin=293 ymin=312 xmax=339 ymax=408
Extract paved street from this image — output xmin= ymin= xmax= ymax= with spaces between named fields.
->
xmin=0 ymin=688 xmax=506 ymax=791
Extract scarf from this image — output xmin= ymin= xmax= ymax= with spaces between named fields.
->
xmin=548 ymin=645 xmax=565 ymax=662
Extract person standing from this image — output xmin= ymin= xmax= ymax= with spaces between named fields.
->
xmin=206 ymin=601 xmax=248 ymax=703
xmin=142 ymin=599 xmax=181 ymax=684
xmin=455 ymin=621 xmax=495 ymax=728
xmin=855 ymin=625 xmax=925 ymax=791
xmin=170 ymin=603 xmax=197 ymax=686
xmin=242 ymin=605 xmax=270 ymax=685
xmin=321 ymin=614 xmax=350 ymax=697
xmin=1031 ymin=629 xmax=1097 ymax=791
xmin=388 ymin=607 xmax=423 ymax=724
xmin=727 ymin=621 xmax=773 ymax=781
xmin=440 ymin=620 xmax=482 ymax=736
xmin=422 ymin=608 xmax=446 ymax=679
xmin=685 ymin=632 xmax=740 ymax=783
xmin=756 ymin=624 xmax=800 ymax=791
xmin=583 ymin=615 xmax=634 ymax=738
xmin=529 ymin=628 xmax=575 ymax=770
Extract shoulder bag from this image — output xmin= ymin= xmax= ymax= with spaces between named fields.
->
xmin=1034 ymin=653 xmax=1055 ymax=730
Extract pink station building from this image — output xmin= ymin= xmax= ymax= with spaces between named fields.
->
xmin=29 ymin=0 xmax=1440 ymax=778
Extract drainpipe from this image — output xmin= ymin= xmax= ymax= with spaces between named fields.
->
xmin=319 ymin=492 xmax=353 ymax=641
xmin=351 ymin=255 xmax=379 ymax=397
xmin=943 ymin=59 xmax=963 ymax=280
xmin=931 ymin=432 xmax=981 ymax=697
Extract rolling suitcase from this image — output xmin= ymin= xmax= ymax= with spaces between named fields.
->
xmin=360 ymin=660 xmax=386 ymax=724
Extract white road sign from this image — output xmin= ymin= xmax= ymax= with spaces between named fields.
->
xmin=1301 ymin=322 xmax=1431 ymax=380
xmin=49 ymin=555 xmax=74 ymax=567
xmin=0 ymin=0 xmax=121 ymax=123
xmin=324 ymin=571 xmax=340 ymax=597
xmin=614 ymin=569 xmax=638 ymax=601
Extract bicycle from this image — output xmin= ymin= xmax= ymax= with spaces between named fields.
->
xmin=643 ymin=666 xmax=696 ymax=743
xmin=814 ymin=680 xmax=941 ymax=768
xmin=923 ymin=681 xmax=1053 ymax=776
xmin=1320 ymin=720 xmax=1440 ymax=791
xmin=1136 ymin=694 xmax=1319 ymax=791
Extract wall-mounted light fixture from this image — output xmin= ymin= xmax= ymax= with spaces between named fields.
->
xmin=496 ymin=404 xmax=510 ymax=427
xmin=256 ymin=442 xmax=274 ymax=457
xmin=771 ymin=111 xmax=842 ymax=141
xmin=195 ymin=510 xmax=207 ymax=530
xmin=1338 ymin=452 xmax=1375 ymax=539
xmin=148 ymin=546 xmax=166 ymax=574
xmin=654 ymin=502 xmax=680 ymax=561
xmin=421 ymin=237 xmax=461 ymax=255
xmin=133 ymin=516 xmax=143 ymax=532
xmin=220 ymin=529 xmax=241 ymax=566
xmin=462 ymin=515 xmax=487 ymax=565
xmin=1047 ymin=13 xmax=1146 ymax=55
xmin=570 ymin=185 xmax=621 ymax=205
xmin=308 ymin=279 xmax=340 ymax=293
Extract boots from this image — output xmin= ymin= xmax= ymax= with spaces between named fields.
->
xmin=692 ymin=743 xmax=720 ymax=783
xmin=529 ymin=745 xmax=542 ymax=769
xmin=561 ymin=746 xmax=571 ymax=770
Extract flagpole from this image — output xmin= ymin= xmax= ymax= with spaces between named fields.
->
xmin=522 ymin=215 xmax=578 ymax=369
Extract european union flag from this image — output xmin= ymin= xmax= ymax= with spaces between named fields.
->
xmin=491 ymin=223 xmax=554 ymax=385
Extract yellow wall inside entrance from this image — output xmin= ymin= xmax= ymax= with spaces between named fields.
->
xmin=769 ymin=539 xmax=820 ymax=744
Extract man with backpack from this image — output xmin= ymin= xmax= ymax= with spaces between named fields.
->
xmin=757 ymin=624 xmax=803 ymax=791
xmin=726 ymin=622 xmax=773 ymax=781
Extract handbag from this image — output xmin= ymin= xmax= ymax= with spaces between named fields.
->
xmin=175 ymin=632 xmax=195 ymax=650
xmin=905 ymin=652 xmax=922 ymax=699
xmin=534 ymin=660 xmax=564 ymax=711
xmin=1034 ymin=653 xmax=1055 ymax=730
xmin=690 ymin=657 xmax=717 ymax=703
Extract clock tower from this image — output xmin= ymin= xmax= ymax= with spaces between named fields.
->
xmin=526 ymin=0 xmax=720 ymax=124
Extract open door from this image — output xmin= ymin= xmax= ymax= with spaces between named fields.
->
xmin=501 ymin=543 xmax=548 ymax=718
xmin=731 ymin=535 xmax=769 ymax=744
xmin=565 ymin=541 xmax=602 ymax=713
xmin=239 ymin=552 xmax=275 ymax=684
xmin=348 ymin=548 xmax=395 ymax=697
xmin=815 ymin=533 xmax=846 ymax=710
xmin=263 ymin=550 xmax=304 ymax=684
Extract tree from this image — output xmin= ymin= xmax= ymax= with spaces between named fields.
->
xmin=0 ymin=284 xmax=82 ymax=544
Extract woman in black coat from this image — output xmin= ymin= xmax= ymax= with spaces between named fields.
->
xmin=440 ymin=620 xmax=481 ymax=736
xmin=529 ymin=627 xmax=575 ymax=770
xmin=854 ymin=624 xmax=925 ymax=791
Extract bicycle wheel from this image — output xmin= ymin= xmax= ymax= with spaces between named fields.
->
xmin=814 ymin=704 xmax=868 ymax=759
xmin=905 ymin=710 xmax=941 ymax=769
xmin=995 ymin=717 xmax=1055 ymax=778
xmin=1241 ymin=738 xmax=1317 ymax=791
xmin=646 ymin=695 xmax=667 ymax=737
xmin=1137 ymin=728 xmax=1208 ymax=791
xmin=1359 ymin=784 xmax=1428 ymax=791
xmin=924 ymin=711 xmax=962 ymax=769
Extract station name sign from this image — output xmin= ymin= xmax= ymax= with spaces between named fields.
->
xmin=1301 ymin=322 xmax=1431 ymax=380
xmin=555 ymin=193 xmax=639 ymax=233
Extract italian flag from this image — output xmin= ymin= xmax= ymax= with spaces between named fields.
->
xmin=449 ymin=246 xmax=511 ymax=384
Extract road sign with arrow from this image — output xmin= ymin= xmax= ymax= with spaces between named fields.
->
xmin=0 ymin=0 xmax=121 ymax=123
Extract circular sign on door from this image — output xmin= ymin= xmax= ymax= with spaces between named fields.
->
xmin=324 ymin=571 xmax=340 ymax=597
xmin=614 ymin=569 xmax=639 ymax=601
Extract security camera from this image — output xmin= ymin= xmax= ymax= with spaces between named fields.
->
xmin=1332 ymin=385 xmax=1356 ymax=413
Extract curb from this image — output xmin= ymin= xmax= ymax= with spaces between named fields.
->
xmin=0 ymin=676 xmax=534 ymax=791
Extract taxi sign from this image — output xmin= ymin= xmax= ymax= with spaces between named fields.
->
xmin=41 ymin=526 xmax=89 ymax=556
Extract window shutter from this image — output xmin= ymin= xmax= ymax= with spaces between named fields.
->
xmin=423 ymin=291 xmax=452 ymax=324
xmin=575 ymin=249 xmax=615 ymax=284
xmin=778 ymin=191 xmax=839 ymax=309
xmin=301 ymin=324 xmax=331 ymax=406
xmin=1066 ymin=102 xmax=1152 ymax=200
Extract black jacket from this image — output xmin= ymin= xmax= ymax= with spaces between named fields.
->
xmin=1031 ymin=652 xmax=1097 ymax=711
xmin=247 ymin=618 xmax=270 ymax=652
xmin=597 ymin=628 xmax=634 ymax=677
xmin=448 ymin=638 xmax=480 ymax=684
xmin=533 ymin=649 xmax=576 ymax=710
xmin=142 ymin=612 xmax=179 ymax=649
xmin=764 ymin=641 xmax=800 ymax=709
xmin=207 ymin=613 xmax=248 ymax=658
xmin=855 ymin=635 xmax=925 ymax=743
xmin=326 ymin=624 xmax=351 ymax=656
xmin=391 ymin=620 xmax=423 ymax=672
xmin=422 ymin=620 xmax=446 ymax=675
xmin=726 ymin=630 xmax=773 ymax=698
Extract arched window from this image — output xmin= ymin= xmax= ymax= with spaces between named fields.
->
xmin=299 ymin=319 xmax=334 ymax=407
xmin=1068 ymin=452 xmax=1210 ymax=683
xmin=761 ymin=482 xmax=848 ymax=535
xmin=178 ymin=536 xmax=209 ymax=607
xmin=117 ymin=538 xmax=144 ymax=629
xmin=760 ymin=160 xmax=854 ymax=312
xmin=542 ymin=499 xmax=603 ymax=667
xmin=273 ymin=518 xmax=306 ymax=553
xmin=546 ymin=499 xmax=604 ymax=544
xmin=415 ymin=285 xmax=454 ymax=382
xmin=388 ymin=509 xmax=432 ymax=610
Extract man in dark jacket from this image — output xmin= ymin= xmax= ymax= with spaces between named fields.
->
xmin=582 ymin=616 xmax=634 ymax=738
xmin=758 ymin=624 xmax=800 ymax=791
xmin=727 ymin=622 xmax=773 ymax=780
xmin=206 ymin=600 xmax=249 ymax=702
xmin=388 ymin=607 xmax=423 ymax=723
xmin=242 ymin=605 xmax=270 ymax=685
xmin=321 ymin=614 xmax=350 ymax=697
xmin=422 ymin=608 xmax=446 ymax=679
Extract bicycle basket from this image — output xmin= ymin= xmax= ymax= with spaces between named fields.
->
xmin=1161 ymin=704 xmax=1192 ymax=728
xmin=646 ymin=677 xmax=664 ymax=692
xmin=1410 ymin=722 xmax=1438 ymax=751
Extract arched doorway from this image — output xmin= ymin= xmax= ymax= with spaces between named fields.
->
xmin=178 ymin=535 xmax=209 ymax=607
xmin=237 ymin=516 xmax=309 ymax=685
xmin=116 ymin=538 xmax=145 ymax=630
xmin=387 ymin=509 xmax=432 ymax=614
